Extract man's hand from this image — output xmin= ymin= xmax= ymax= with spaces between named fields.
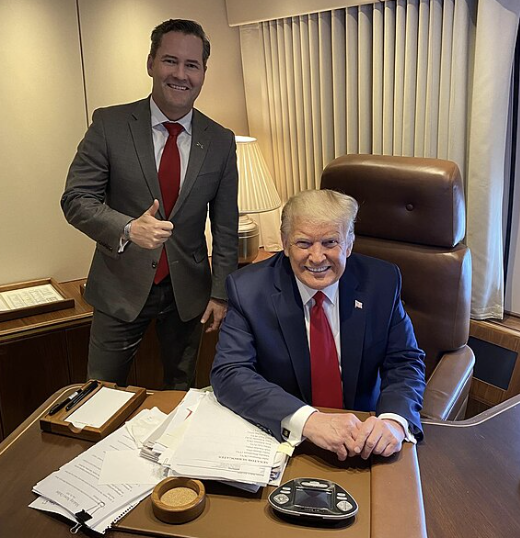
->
xmin=303 ymin=413 xmax=406 ymax=461
xmin=351 ymin=417 xmax=405 ymax=460
xmin=129 ymin=199 xmax=174 ymax=249
xmin=200 ymin=298 xmax=228 ymax=332
xmin=302 ymin=412 xmax=362 ymax=461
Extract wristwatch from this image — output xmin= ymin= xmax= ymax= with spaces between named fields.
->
xmin=123 ymin=220 xmax=133 ymax=241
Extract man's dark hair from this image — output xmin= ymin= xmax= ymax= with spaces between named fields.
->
xmin=150 ymin=19 xmax=210 ymax=67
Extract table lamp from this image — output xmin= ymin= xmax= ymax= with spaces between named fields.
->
xmin=236 ymin=136 xmax=281 ymax=263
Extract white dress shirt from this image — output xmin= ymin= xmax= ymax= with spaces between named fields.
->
xmin=149 ymin=96 xmax=192 ymax=185
xmin=281 ymin=279 xmax=415 ymax=447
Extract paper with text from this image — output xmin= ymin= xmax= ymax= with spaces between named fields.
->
xmin=165 ymin=392 xmax=279 ymax=486
xmin=32 ymin=425 xmax=156 ymax=533
xmin=0 ymin=283 xmax=64 ymax=310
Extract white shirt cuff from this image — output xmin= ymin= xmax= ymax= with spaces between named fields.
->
xmin=118 ymin=237 xmax=129 ymax=253
xmin=378 ymin=413 xmax=417 ymax=444
xmin=281 ymin=405 xmax=316 ymax=447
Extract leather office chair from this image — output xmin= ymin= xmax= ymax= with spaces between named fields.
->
xmin=321 ymin=154 xmax=475 ymax=420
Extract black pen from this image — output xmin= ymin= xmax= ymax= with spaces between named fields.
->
xmin=48 ymin=390 xmax=81 ymax=416
xmin=65 ymin=380 xmax=99 ymax=411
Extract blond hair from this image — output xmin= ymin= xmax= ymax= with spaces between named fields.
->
xmin=281 ymin=189 xmax=358 ymax=243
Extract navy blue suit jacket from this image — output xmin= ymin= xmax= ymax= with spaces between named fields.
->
xmin=211 ymin=251 xmax=425 ymax=441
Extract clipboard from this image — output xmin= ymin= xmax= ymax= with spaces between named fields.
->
xmin=40 ymin=381 xmax=146 ymax=442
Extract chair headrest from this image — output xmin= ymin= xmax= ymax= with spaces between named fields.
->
xmin=321 ymin=154 xmax=465 ymax=247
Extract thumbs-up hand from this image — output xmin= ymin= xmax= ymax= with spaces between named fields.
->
xmin=127 ymin=199 xmax=174 ymax=249
xmin=146 ymin=199 xmax=160 ymax=218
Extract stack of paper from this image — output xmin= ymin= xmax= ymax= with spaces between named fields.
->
xmin=30 ymin=390 xmax=291 ymax=533
xmin=150 ymin=391 xmax=290 ymax=491
xmin=31 ymin=424 xmax=167 ymax=533
xmin=139 ymin=389 xmax=205 ymax=464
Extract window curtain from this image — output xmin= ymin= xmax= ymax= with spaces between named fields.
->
xmin=466 ymin=0 xmax=520 ymax=319
xmin=239 ymin=0 xmax=520 ymax=319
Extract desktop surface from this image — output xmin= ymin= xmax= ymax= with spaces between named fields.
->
xmin=1 ymin=387 xmax=426 ymax=538
xmin=419 ymin=397 xmax=520 ymax=537
xmin=4 ymin=387 xmax=520 ymax=537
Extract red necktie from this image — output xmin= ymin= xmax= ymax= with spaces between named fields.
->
xmin=310 ymin=291 xmax=343 ymax=408
xmin=154 ymin=122 xmax=183 ymax=285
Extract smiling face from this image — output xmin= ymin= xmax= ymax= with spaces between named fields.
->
xmin=283 ymin=218 xmax=353 ymax=290
xmin=147 ymin=31 xmax=206 ymax=120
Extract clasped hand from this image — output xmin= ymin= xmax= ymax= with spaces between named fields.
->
xmin=129 ymin=199 xmax=173 ymax=249
xmin=302 ymin=412 xmax=405 ymax=461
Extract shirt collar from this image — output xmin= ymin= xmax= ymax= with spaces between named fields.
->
xmin=149 ymin=97 xmax=193 ymax=135
xmin=295 ymin=278 xmax=339 ymax=307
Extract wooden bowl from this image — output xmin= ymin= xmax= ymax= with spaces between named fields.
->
xmin=151 ymin=477 xmax=206 ymax=524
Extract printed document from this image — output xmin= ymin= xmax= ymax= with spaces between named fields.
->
xmin=0 ymin=283 xmax=64 ymax=311
xmin=32 ymin=424 xmax=164 ymax=533
xmin=160 ymin=392 xmax=281 ymax=487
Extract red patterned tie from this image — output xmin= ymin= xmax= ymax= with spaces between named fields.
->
xmin=310 ymin=291 xmax=343 ymax=408
xmin=154 ymin=122 xmax=183 ymax=285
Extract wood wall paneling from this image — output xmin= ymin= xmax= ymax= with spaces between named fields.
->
xmin=0 ymin=333 xmax=70 ymax=437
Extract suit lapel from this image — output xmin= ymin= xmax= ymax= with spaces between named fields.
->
xmin=128 ymin=99 xmax=165 ymax=218
xmin=172 ymin=109 xmax=211 ymax=218
xmin=339 ymin=263 xmax=367 ymax=409
xmin=272 ymin=255 xmax=368 ymax=407
xmin=272 ymin=256 xmax=312 ymax=403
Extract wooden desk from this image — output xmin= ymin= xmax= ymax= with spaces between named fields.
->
xmin=418 ymin=395 xmax=520 ymax=537
xmin=0 ymin=387 xmax=425 ymax=538
xmin=2 ymin=389 xmax=516 ymax=537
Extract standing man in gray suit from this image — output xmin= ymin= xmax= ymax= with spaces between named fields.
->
xmin=61 ymin=19 xmax=238 ymax=389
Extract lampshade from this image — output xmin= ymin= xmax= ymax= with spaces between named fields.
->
xmin=235 ymin=136 xmax=281 ymax=264
xmin=235 ymin=136 xmax=281 ymax=214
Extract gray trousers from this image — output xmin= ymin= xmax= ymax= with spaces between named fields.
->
xmin=88 ymin=279 xmax=203 ymax=390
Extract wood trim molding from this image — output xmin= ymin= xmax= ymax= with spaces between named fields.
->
xmin=469 ymin=316 xmax=520 ymax=407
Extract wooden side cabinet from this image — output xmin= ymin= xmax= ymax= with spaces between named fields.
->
xmin=0 ymin=280 xmax=92 ymax=440
xmin=0 ymin=331 xmax=70 ymax=436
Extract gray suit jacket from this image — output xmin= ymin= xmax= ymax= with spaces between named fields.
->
xmin=61 ymin=98 xmax=238 ymax=322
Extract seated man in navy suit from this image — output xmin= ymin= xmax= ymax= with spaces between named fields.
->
xmin=211 ymin=189 xmax=426 ymax=460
